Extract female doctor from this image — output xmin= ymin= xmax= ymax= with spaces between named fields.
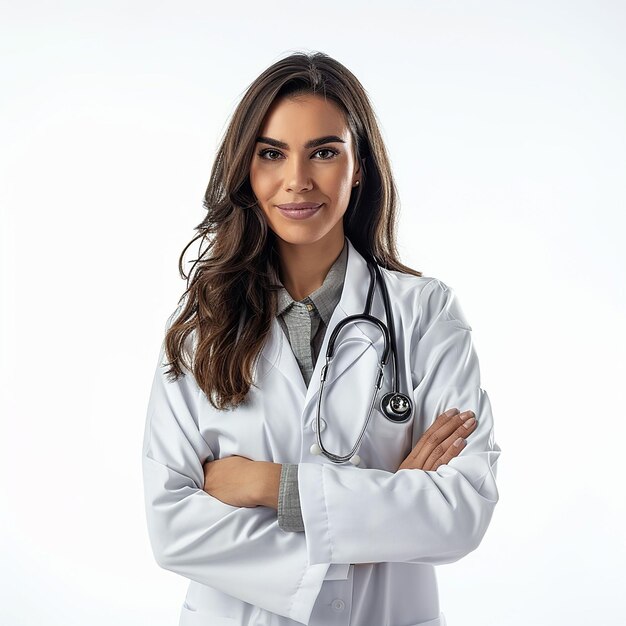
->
xmin=142 ymin=51 xmax=501 ymax=626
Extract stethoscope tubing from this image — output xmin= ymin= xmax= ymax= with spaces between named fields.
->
xmin=314 ymin=253 xmax=413 ymax=464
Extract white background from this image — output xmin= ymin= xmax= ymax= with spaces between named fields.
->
xmin=1 ymin=1 xmax=625 ymax=624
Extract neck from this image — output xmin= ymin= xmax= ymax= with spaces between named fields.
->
xmin=277 ymin=230 xmax=345 ymax=302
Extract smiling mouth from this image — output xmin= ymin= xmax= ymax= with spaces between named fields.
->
xmin=276 ymin=202 xmax=323 ymax=210
xmin=275 ymin=204 xmax=324 ymax=219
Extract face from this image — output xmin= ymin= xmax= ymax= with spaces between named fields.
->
xmin=249 ymin=93 xmax=361 ymax=249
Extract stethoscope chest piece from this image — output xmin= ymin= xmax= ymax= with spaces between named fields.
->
xmin=379 ymin=391 xmax=412 ymax=422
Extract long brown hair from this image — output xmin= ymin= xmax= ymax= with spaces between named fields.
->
xmin=163 ymin=51 xmax=422 ymax=411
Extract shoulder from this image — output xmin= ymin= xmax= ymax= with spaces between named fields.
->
xmin=380 ymin=269 xmax=472 ymax=334
xmin=378 ymin=266 xmax=435 ymax=296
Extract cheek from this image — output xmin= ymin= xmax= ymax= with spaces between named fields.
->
xmin=308 ymin=168 xmax=344 ymax=196
xmin=328 ymin=173 xmax=353 ymax=199
xmin=250 ymin=166 xmax=278 ymax=200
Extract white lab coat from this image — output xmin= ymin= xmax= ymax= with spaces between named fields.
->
xmin=142 ymin=236 xmax=501 ymax=626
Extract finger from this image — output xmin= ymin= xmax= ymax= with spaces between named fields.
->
xmin=425 ymin=407 xmax=460 ymax=436
xmin=430 ymin=437 xmax=467 ymax=471
xmin=410 ymin=409 xmax=475 ymax=469
xmin=422 ymin=415 xmax=477 ymax=470
xmin=404 ymin=407 xmax=459 ymax=462
xmin=418 ymin=410 xmax=475 ymax=468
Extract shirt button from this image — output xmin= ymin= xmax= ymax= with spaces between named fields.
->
xmin=331 ymin=598 xmax=345 ymax=611
xmin=311 ymin=417 xmax=327 ymax=432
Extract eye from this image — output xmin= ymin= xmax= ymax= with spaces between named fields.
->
xmin=313 ymin=148 xmax=339 ymax=160
xmin=257 ymin=149 xmax=283 ymax=161
xmin=256 ymin=147 xmax=340 ymax=161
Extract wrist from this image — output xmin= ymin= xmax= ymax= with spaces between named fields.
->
xmin=257 ymin=461 xmax=282 ymax=509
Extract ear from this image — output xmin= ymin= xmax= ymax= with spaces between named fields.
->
xmin=353 ymin=155 xmax=364 ymax=182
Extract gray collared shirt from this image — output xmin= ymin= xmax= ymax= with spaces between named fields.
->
xmin=275 ymin=238 xmax=348 ymax=532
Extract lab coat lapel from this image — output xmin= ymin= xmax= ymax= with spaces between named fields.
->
xmin=303 ymin=238 xmax=385 ymax=415
xmin=259 ymin=237 xmax=385 ymax=412
xmin=268 ymin=316 xmax=309 ymax=401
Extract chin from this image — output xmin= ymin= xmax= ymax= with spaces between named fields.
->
xmin=273 ymin=229 xmax=327 ymax=246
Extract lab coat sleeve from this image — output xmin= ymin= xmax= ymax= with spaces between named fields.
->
xmin=141 ymin=311 xmax=330 ymax=626
xmin=297 ymin=278 xmax=501 ymax=566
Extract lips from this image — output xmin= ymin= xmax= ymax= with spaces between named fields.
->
xmin=276 ymin=202 xmax=323 ymax=210
xmin=276 ymin=203 xmax=323 ymax=220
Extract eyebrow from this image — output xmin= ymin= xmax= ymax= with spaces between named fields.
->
xmin=255 ymin=135 xmax=346 ymax=149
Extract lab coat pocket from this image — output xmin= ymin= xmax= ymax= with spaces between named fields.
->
xmin=179 ymin=604 xmax=238 ymax=626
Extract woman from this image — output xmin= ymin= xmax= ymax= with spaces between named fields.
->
xmin=142 ymin=51 xmax=501 ymax=626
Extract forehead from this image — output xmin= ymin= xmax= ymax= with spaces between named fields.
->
xmin=258 ymin=94 xmax=350 ymax=140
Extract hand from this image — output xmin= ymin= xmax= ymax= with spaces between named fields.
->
xmin=203 ymin=455 xmax=261 ymax=508
xmin=397 ymin=407 xmax=477 ymax=472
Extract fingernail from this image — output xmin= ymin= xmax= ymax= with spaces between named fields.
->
xmin=454 ymin=437 xmax=465 ymax=447
xmin=445 ymin=408 xmax=460 ymax=417
xmin=464 ymin=417 xmax=476 ymax=429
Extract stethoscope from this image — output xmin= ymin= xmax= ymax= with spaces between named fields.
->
xmin=309 ymin=254 xmax=413 ymax=465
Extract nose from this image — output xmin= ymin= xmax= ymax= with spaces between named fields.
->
xmin=284 ymin=156 xmax=313 ymax=193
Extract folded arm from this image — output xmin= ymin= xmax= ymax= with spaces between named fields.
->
xmin=297 ymin=278 xmax=502 ymax=566
xmin=142 ymin=337 xmax=329 ymax=625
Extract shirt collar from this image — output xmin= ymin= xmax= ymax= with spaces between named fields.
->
xmin=275 ymin=237 xmax=348 ymax=325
